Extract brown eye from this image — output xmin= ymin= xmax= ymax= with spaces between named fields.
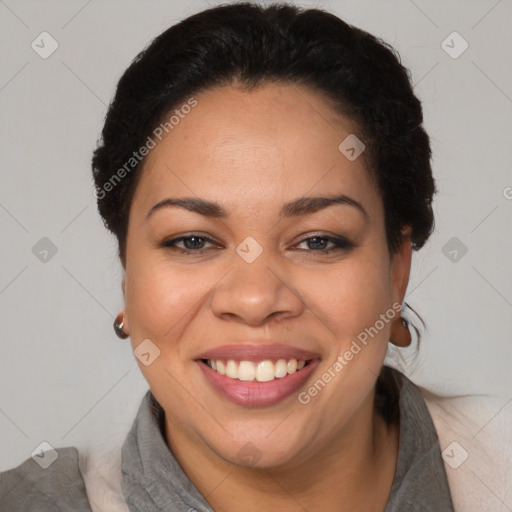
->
xmin=161 ymin=235 xmax=218 ymax=253
xmin=294 ymin=235 xmax=353 ymax=252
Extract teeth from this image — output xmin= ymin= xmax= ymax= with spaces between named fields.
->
xmin=238 ymin=361 xmax=256 ymax=381
xmin=216 ymin=360 xmax=226 ymax=375
xmin=226 ymin=360 xmax=238 ymax=379
xmin=206 ymin=358 xmax=309 ymax=381
xmin=275 ymin=359 xmax=288 ymax=378
xmin=287 ymin=359 xmax=297 ymax=374
xmin=256 ymin=361 xmax=274 ymax=382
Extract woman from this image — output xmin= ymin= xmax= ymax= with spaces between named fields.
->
xmin=1 ymin=3 xmax=508 ymax=511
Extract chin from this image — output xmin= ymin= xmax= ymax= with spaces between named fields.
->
xmin=206 ymin=429 xmax=312 ymax=470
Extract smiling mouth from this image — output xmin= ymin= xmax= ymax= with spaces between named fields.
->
xmin=199 ymin=358 xmax=313 ymax=382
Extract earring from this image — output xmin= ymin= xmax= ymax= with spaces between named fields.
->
xmin=113 ymin=312 xmax=129 ymax=339
xmin=389 ymin=315 xmax=412 ymax=347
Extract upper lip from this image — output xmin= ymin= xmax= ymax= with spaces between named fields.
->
xmin=195 ymin=342 xmax=321 ymax=362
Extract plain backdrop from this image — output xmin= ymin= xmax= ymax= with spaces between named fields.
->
xmin=0 ymin=0 xmax=511 ymax=472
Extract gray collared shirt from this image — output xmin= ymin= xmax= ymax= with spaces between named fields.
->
xmin=0 ymin=367 xmax=454 ymax=511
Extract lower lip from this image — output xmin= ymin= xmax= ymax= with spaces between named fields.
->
xmin=196 ymin=359 xmax=320 ymax=407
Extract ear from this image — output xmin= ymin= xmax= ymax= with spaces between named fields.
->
xmin=390 ymin=225 xmax=413 ymax=306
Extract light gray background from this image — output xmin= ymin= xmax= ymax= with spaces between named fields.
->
xmin=1 ymin=0 xmax=511 ymax=472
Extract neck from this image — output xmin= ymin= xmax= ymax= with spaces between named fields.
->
xmin=165 ymin=390 xmax=399 ymax=512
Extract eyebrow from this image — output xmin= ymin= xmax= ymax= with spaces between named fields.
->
xmin=145 ymin=194 xmax=369 ymax=221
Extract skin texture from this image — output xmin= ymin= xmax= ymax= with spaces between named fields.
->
xmin=121 ymin=82 xmax=412 ymax=511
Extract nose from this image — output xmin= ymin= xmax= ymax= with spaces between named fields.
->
xmin=210 ymin=246 xmax=304 ymax=327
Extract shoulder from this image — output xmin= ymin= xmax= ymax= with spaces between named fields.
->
xmin=80 ymin=442 xmax=130 ymax=512
xmin=420 ymin=388 xmax=512 ymax=512
xmin=0 ymin=444 xmax=130 ymax=512
xmin=0 ymin=446 xmax=92 ymax=511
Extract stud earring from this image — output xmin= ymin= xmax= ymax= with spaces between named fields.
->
xmin=389 ymin=315 xmax=412 ymax=347
xmin=113 ymin=312 xmax=129 ymax=339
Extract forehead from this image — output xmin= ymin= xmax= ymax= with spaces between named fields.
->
xmin=131 ymin=82 xmax=381 ymax=221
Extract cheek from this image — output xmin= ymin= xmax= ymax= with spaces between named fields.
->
xmin=308 ymin=251 xmax=392 ymax=349
xmin=125 ymin=257 xmax=206 ymax=340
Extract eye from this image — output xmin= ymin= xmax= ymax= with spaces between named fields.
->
xmin=293 ymin=234 xmax=354 ymax=253
xmin=160 ymin=234 xmax=219 ymax=253
xmin=160 ymin=233 xmax=354 ymax=255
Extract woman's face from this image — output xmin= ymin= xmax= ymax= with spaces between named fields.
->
xmin=123 ymin=82 xmax=411 ymax=468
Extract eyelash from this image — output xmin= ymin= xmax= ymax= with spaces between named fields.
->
xmin=160 ymin=233 xmax=354 ymax=254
